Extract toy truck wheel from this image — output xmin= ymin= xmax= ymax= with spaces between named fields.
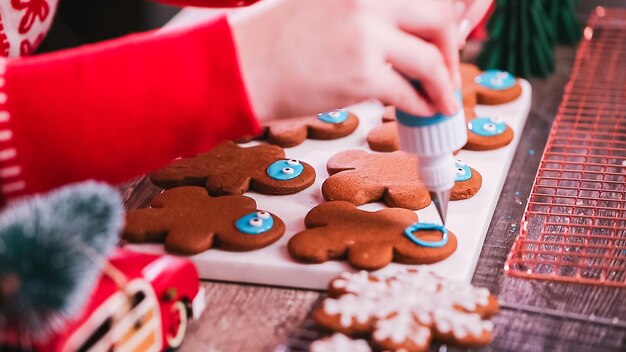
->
xmin=166 ymin=300 xmax=188 ymax=351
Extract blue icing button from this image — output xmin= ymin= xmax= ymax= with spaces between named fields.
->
xmin=468 ymin=117 xmax=507 ymax=137
xmin=404 ymin=223 xmax=449 ymax=248
xmin=475 ymin=70 xmax=516 ymax=90
xmin=455 ymin=159 xmax=472 ymax=182
xmin=318 ymin=109 xmax=349 ymax=124
xmin=267 ymin=159 xmax=304 ymax=181
xmin=235 ymin=211 xmax=274 ymax=235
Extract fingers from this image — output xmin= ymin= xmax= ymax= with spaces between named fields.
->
xmin=383 ymin=30 xmax=458 ymax=115
xmin=458 ymin=0 xmax=494 ymax=45
xmin=369 ymin=66 xmax=437 ymax=117
xmin=385 ymin=0 xmax=461 ymax=88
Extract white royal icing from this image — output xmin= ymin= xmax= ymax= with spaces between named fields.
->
xmin=321 ymin=269 xmax=495 ymax=341
xmin=373 ymin=312 xmax=431 ymax=346
xmin=256 ymin=211 xmax=271 ymax=219
xmin=310 ymin=333 xmax=371 ymax=352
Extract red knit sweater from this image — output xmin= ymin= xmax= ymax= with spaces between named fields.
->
xmin=0 ymin=0 xmax=261 ymax=203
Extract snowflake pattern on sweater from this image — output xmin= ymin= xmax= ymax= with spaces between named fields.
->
xmin=0 ymin=0 xmax=57 ymax=57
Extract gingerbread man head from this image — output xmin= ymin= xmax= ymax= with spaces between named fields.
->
xmin=123 ymin=187 xmax=285 ymax=254
xmin=288 ymin=201 xmax=457 ymax=270
xmin=150 ymin=141 xmax=316 ymax=195
xmin=461 ymin=63 xmax=522 ymax=106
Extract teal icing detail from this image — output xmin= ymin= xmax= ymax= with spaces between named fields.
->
xmin=235 ymin=211 xmax=274 ymax=235
xmin=318 ymin=109 xmax=349 ymax=124
xmin=267 ymin=159 xmax=304 ymax=181
xmin=454 ymin=160 xmax=472 ymax=182
xmin=468 ymin=117 xmax=506 ymax=137
xmin=404 ymin=223 xmax=449 ymax=248
xmin=474 ymin=70 xmax=515 ymax=90
xmin=396 ymin=89 xmax=463 ymax=127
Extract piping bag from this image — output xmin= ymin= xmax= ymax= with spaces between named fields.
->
xmin=395 ymin=84 xmax=467 ymax=225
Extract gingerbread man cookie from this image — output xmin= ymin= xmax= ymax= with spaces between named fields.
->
xmin=313 ymin=269 xmax=499 ymax=351
xmin=150 ymin=141 xmax=316 ymax=195
xmin=461 ymin=63 xmax=522 ymax=106
xmin=287 ymin=201 xmax=457 ymax=270
xmin=322 ymin=150 xmax=431 ymax=210
xmin=123 ymin=187 xmax=285 ymax=254
xmin=238 ymin=109 xmax=359 ymax=147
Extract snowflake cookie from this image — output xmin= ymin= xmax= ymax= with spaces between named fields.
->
xmin=313 ymin=269 xmax=499 ymax=351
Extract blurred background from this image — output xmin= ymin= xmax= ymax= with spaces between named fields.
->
xmin=39 ymin=0 xmax=626 ymax=54
xmin=39 ymin=0 xmax=180 ymax=53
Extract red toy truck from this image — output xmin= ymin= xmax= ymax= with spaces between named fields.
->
xmin=0 ymin=248 xmax=206 ymax=352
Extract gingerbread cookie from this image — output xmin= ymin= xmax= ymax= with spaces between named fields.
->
xmin=309 ymin=333 xmax=371 ymax=352
xmin=461 ymin=63 xmax=522 ymax=106
xmin=367 ymin=119 xmax=400 ymax=152
xmin=288 ymin=201 xmax=457 ymax=270
xmin=367 ymin=109 xmax=464 ymax=154
xmin=313 ymin=269 xmax=499 ymax=351
xmin=451 ymin=159 xmax=482 ymax=200
xmin=123 ymin=187 xmax=285 ymax=254
xmin=322 ymin=150 xmax=431 ymax=210
xmin=238 ymin=109 xmax=359 ymax=147
xmin=464 ymin=111 xmax=514 ymax=151
xmin=150 ymin=141 xmax=315 ymax=195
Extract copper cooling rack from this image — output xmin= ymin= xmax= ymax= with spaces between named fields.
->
xmin=505 ymin=7 xmax=626 ymax=287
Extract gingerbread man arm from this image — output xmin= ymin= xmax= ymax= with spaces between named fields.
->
xmin=326 ymin=150 xmax=367 ymax=173
xmin=150 ymin=157 xmax=209 ymax=189
xmin=384 ymin=184 xmax=432 ymax=211
xmin=123 ymin=208 xmax=172 ymax=243
xmin=322 ymin=173 xmax=386 ymax=206
xmin=304 ymin=201 xmax=358 ymax=227
xmin=265 ymin=120 xmax=309 ymax=147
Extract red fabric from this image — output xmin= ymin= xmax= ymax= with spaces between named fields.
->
xmin=153 ymin=0 xmax=259 ymax=7
xmin=3 ymin=16 xmax=260 ymax=199
xmin=468 ymin=3 xmax=495 ymax=41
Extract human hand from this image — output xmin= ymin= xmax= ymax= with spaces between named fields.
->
xmin=454 ymin=0 xmax=494 ymax=48
xmin=229 ymin=0 xmax=462 ymax=121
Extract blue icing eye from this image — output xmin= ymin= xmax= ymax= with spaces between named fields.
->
xmin=317 ymin=109 xmax=349 ymax=124
xmin=474 ymin=70 xmax=516 ymax=90
xmin=235 ymin=211 xmax=274 ymax=235
xmin=468 ymin=117 xmax=507 ymax=137
xmin=404 ymin=223 xmax=449 ymax=248
xmin=267 ymin=159 xmax=304 ymax=181
xmin=455 ymin=159 xmax=472 ymax=182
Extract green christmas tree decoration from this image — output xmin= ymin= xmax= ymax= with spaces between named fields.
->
xmin=544 ymin=0 xmax=582 ymax=46
xmin=477 ymin=0 xmax=556 ymax=78
xmin=0 ymin=181 xmax=124 ymax=337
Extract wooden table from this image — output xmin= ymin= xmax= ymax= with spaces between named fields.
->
xmin=117 ymin=4 xmax=626 ymax=351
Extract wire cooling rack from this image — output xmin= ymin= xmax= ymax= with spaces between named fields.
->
xmin=505 ymin=7 xmax=626 ymax=287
